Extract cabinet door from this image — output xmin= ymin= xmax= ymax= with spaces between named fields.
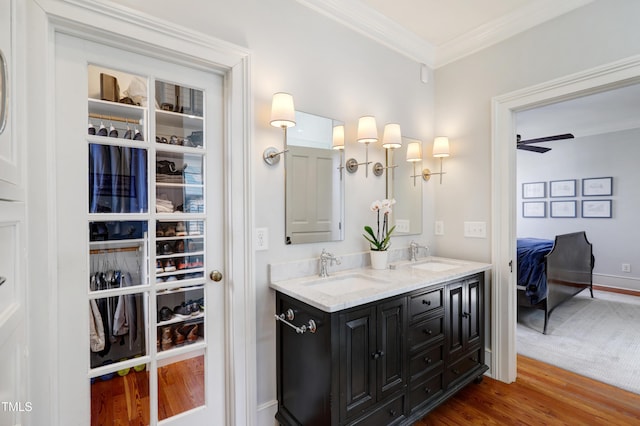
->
xmin=376 ymin=297 xmax=406 ymax=400
xmin=340 ymin=306 xmax=377 ymax=420
xmin=465 ymin=276 xmax=483 ymax=349
xmin=445 ymin=281 xmax=464 ymax=360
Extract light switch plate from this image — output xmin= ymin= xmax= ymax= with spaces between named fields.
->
xmin=464 ymin=221 xmax=486 ymax=238
xmin=395 ymin=219 xmax=410 ymax=233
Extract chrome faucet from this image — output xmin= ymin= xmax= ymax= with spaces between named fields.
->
xmin=409 ymin=241 xmax=429 ymax=262
xmin=319 ymin=249 xmax=341 ymax=277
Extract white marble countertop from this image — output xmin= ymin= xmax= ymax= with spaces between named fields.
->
xmin=269 ymin=256 xmax=492 ymax=313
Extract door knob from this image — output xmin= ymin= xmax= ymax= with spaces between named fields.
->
xmin=209 ymin=270 xmax=223 ymax=282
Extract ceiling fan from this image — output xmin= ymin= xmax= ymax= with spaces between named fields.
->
xmin=516 ymin=133 xmax=574 ymax=153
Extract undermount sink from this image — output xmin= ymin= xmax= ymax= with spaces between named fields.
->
xmin=389 ymin=258 xmax=463 ymax=272
xmin=304 ymin=274 xmax=389 ymax=297
xmin=411 ymin=261 xmax=460 ymax=272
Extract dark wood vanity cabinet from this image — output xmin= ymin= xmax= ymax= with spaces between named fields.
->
xmin=275 ymin=273 xmax=487 ymax=426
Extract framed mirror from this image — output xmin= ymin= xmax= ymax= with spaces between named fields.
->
xmin=0 ymin=49 xmax=7 ymax=135
xmin=387 ymin=137 xmax=423 ymax=235
xmin=285 ymin=111 xmax=345 ymax=244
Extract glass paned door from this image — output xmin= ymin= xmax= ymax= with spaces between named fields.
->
xmin=54 ymin=34 xmax=225 ymax=426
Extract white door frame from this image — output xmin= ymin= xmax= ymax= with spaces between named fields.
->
xmin=33 ymin=1 xmax=255 ymax=424
xmin=490 ymin=54 xmax=640 ymax=383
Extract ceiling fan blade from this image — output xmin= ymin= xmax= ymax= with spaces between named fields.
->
xmin=518 ymin=144 xmax=551 ymax=153
xmin=518 ymin=133 xmax=574 ymax=145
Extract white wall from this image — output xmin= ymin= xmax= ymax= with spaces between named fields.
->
xmin=517 ymin=128 xmax=640 ymax=290
xmin=112 ymin=0 xmax=436 ymax=421
xmin=433 ymin=0 xmax=640 ymax=264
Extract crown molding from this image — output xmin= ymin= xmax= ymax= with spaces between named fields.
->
xmin=296 ymin=0 xmax=593 ymax=69
xmin=295 ymin=0 xmax=436 ymax=67
xmin=435 ymin=0 xmax=594 ymax=67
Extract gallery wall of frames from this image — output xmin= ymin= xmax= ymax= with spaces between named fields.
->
xmin=521 ymin=176 xmax=613 ymax=219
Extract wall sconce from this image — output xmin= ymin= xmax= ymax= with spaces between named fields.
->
xmin=373 ymin=123 xmax=402 ymax=177
xmin=332 ymin=124 xmax=345 ymax=177
xmin=263 ymin=92 xmax=295 ymax=165
xmin=407 ymin=136 xmax=450 ymax=184
xmin=346 ymin=115 xmax=378 ymax=177
xmin=406 ymin=141 xmax=424 ymax=186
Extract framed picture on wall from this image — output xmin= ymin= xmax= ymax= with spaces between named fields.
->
xmin=550 ymin=200 xmax=577 ymax=218
xmin=582 ymin=177 xmax=612 ymax=196
xmin=550 ymin=179 xmax=576 ymax=197
xmin=523 ymin=201 xmax=546 ymax=218
xmin=582 ymin=200 xmax=612 ymax=218
xmin=522 ymin=182 xmax=546 ymax=199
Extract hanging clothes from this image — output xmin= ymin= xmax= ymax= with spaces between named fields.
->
xmin=89 ymin=144 xmax=148 ymax=214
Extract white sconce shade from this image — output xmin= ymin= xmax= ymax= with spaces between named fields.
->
xmin=406 ymin=141 xmax=422 ymax=162
xmin=433 ymin=136 xmax=450 ymax=157
xmin=270 ymin=92 xmax=296 ymax=128
xmin=382 ymin=123 xmax=402 ymax=149
xmin=332 ymin=125 xmax=345 ymax=150
xmin=357 ymin=116 xmax=378 ymax=143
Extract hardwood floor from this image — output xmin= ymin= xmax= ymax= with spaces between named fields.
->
xmin=414 ymin=354 xmax=640 ymax=425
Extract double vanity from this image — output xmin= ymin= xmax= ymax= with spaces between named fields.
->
xmin=270 ymin=253 xmax=491 ymax=425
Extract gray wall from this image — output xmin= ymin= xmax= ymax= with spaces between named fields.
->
xmin=433 ymin=0 xmax=640 ymax=264
xmin=517 ymin=128 xmax=640 ymax=290
xmin=112 ymin=0 xmax=436 ymax=422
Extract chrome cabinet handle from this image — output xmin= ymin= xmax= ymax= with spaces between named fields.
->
xmin=0 ymin=276 xmax=6 ymax=287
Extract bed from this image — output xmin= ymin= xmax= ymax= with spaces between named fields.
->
xmin=517 ymin=231 xmax=594 ymax=334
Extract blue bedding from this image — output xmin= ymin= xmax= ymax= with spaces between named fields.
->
xmin=517 ymin=238 xmax=554 ymax=304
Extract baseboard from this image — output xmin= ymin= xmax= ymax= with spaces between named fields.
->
xmin=257 ymin=399 xmax=278 ymax=426
xmin=484 ymin=348 xmax=493 ymax=378
xmin=593 ymin=273 xmax=640 ymax=292
xmin=593 ymin=284 xmax=640 ymax=297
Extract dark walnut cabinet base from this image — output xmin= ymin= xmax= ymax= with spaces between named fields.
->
xmin=275 ymin=273 xmax=488 ymax=426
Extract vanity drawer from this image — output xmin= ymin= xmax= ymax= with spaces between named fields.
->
xmin=445 ymin=348 xmax=484 ymax=389
xmin=348 ymin=393 xmax=405 ymax=426
xmin=409 ymin=344 xmax=443 ymax=382
xmin=408 ymin=372 xmax=444 ymax=415
xmin=408 ymin=316 xmax=443 ymax=353
xmin=409 ymin=287 xmax=443 ymax=321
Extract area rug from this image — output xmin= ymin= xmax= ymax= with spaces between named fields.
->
xmin=517 ymin=289 xmax=640 ymax=395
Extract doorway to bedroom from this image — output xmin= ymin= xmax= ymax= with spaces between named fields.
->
xmin=513 ymin=81 xmax=640 ymax=395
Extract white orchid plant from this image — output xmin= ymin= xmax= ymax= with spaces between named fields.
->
xmin=363 ymin=198 xmax=396 ymax=251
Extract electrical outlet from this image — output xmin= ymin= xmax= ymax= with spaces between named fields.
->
xmin=395 ymin=219 xmax=410 ymax=233
xmin=255 ymin=227 xmax=268 ymax=251
xmin=464 ymin=221 xmax=486 ymax=238
xmin=622 ymin=263 xmax=631 ymax=273
xmin=434 ymin=221 xmax=444 ymax=236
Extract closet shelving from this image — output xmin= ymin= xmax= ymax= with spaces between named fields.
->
xmin=86 ymin=66 xmax=208 ymax=376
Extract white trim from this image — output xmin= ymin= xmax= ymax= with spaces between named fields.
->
xmin=295 ymin=0 xmax=592 ymax=68
xmin=33 ymin=1 xmax=255 ymax=424
xmin=436 ymin=0 xmax=594 ymax=67
xmin=294 ymin=0 xmax=435 ymax=66
xmin=491 ymin=54 xmax=640 ymax=384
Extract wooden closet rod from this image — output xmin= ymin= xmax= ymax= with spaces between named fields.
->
xmin=90 ymin=246 xmax=141 ymax=255
xmin=89 ymin=112 xmax=143 ymax=125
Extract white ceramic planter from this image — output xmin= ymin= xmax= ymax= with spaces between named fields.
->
xmin=370 ymin=250 xmax=389 ymax=270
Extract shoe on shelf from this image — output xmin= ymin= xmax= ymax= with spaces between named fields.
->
xmin=174 ymin=240 xmax=185 ymax=253
xmin=176 ymin=222 xmax=187 ymax=236
xmin=164 ymin=259 xmax=177 ymax=272
xmin=158 ymin=306 xmax=173 ymax=322
xmin=173 ymin=303 xmax=191 ymax=318
xmin=187 ymin=324 xmax=199 ymax=344
xmin=161 ymin=326 xmax=173 ymax=351
xmin=173 ymin=326 xmax=186 ymax=347
xmin=177 ymin=258 xmax=188 ymax=270
xmin=156 ymin=260 xmax=164 ymax=273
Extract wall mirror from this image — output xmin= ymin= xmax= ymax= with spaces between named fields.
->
xmin=284 ymin=111 xmax=345 ymax=244
xmin=387 ymin=137 xmax=423 ymax=235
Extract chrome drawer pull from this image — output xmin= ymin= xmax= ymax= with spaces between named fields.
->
xmin=0 ymin=276 xmax=5 ymax=287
